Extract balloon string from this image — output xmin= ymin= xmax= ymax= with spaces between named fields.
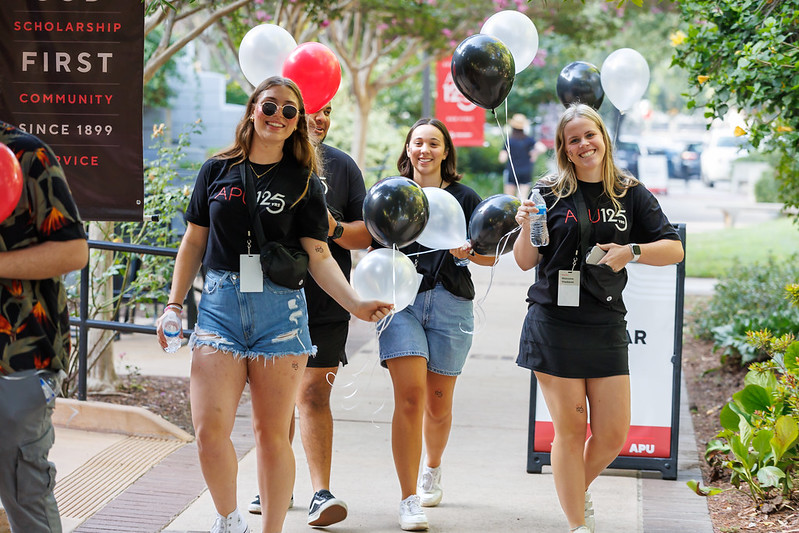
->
xmin=335 ymin=326 xmax=388 ymax=429
xmin=462 ymin=225 xmax=521 ymax=337
xmin=497 ymin=102 xmax=522 ymax=200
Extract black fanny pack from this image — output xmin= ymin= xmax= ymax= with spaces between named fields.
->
xmin=259 ymin=241 xmax=309 ymax=290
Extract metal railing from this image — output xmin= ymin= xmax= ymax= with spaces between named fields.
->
xmin=69 ymin=240 xmax=185 ymax=401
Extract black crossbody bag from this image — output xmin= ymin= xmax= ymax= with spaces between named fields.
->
xmin=241 ymin=164 xmax=309 ymax=290
xmin=573 ymin=187 xmax=627 ymax=310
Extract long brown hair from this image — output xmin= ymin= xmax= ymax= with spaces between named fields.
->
xmin=397 ymin=117 xmax=462 ymax=183
xmin=214 ymin=76 xmax=317 ymax=174
xmin=542 ymin=103 xmax=637 ymax=210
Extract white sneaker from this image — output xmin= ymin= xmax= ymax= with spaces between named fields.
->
xmin=417 ymin=465 xmax=443 ymax=507
xmin=585 ymin=491 xmax=595 ymax=533
xmin=570 ymin=527 xmax=590 ymax=533
xmin=211 ymin=508 xmax=249 ymax=533
xmin=398 ymin=494 xmax=428 ymax=531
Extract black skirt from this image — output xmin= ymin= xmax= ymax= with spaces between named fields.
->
xmin=517 ymin=304 xmax=629 ymax=378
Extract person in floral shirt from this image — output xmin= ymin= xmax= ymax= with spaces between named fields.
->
xmin=0 ymin=120 xmax=88 ymax=532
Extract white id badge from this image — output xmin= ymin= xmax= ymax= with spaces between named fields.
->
xmin=239 ymin=254 xmax=263 ymax=293
xmin=557 ymin=270 xmax=580 ymax=307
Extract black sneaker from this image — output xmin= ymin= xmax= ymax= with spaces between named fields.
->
xmin=248 ymin=494 xmax=293 ymax=515
xmin=307 ymin=489 xmax=348 ymax=527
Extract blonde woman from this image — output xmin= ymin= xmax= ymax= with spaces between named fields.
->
xmin=513 ymin=104 xmax=684 ymax=533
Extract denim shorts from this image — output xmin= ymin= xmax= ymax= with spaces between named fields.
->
xmin=190 ymin=269 xmax=315 ymax=359
xmin=378 ymin=283 xmax=473 ymax=376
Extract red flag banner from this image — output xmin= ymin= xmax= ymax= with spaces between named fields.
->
xmin=0 ymin=0 xmax=145 ymax=221
xmin=435 ymin=57 xmax=484 ymax=147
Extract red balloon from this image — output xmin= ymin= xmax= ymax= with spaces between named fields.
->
xmin=282 ymin=42 xmax=342 ymax=114
xmin=0 ymin=144 xmax=23 ymax=223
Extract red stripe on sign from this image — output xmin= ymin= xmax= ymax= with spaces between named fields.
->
xmin=534 ymin=422 xmax=672 ymax=458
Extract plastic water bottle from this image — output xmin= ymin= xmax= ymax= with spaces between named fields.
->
xmin=529 ymin=189 xmax=549 ymax=247
xmin=162 ymin=309 xmax=182 ymax=353
xmin=453 ymin=239 xmax=471 ymax=267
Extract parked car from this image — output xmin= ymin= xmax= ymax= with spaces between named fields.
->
xmin=677 ymin=142 xmax=702 ymax=180
xmin=644 ymin=143 xmax=682 ymax=179
xmin=614 ymin=139 xmax=641 ymax=178
xmin=700 ymin=134 xmax=750 ymax=187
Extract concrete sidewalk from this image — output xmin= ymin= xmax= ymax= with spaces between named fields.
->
xmin=43 ymin=257 xmax=713 ymax=533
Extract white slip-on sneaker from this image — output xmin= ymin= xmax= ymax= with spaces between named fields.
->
xmin=399 ymin=494 xmax=429 ymax=531
xmin=417 ymin=465 xmax=443 ymax=507
xmin=585 ymin=491 xmax=595 ymax=533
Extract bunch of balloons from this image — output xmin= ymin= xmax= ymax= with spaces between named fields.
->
xmin=450 ymin=10 xmax=539 ymax=111
xmin=238 ymin=24 xmax=341 ymax=114
xmin=354 ymin=178 xmax=521 ymax=311
xmin=0 ymin=144 xmax=23 ymax=224
xmin=556 ymin=49 xmax=650 ymax=114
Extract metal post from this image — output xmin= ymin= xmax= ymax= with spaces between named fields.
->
xmin=78 ymin=264 xmax=89 ymax=401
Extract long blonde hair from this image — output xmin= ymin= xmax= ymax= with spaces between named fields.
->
xmin=541 ymin=103 xmax=637 ymax=210
xmin=214 ymin=76 xmax=317 ymax=174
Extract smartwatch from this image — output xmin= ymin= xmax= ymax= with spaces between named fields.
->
xmin=629 ymin=243 xmax=641 ymax=263
xmin=331 ymin=221 xmax=344 ymax=240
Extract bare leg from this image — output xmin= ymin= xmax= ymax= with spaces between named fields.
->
xmin=386 ymin=356 xmax=428 ymax=498
xmin=535 ymin=372 xmax=589 ymax=529
xmin=249 ymin=354 xmax=308 ymax=533
xmin=190 ymin=347 xmax=248 ymax=517
xmin=421 ymin=372 xmax=458 ymax=468
xmin=503 ymin=182 xmax=518 ymax=197
xmin=297 ymin=366 xmax=339 ymax=491
xmin=584 ymin=375 xmax=631 ymax=486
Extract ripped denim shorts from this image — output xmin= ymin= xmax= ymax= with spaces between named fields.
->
xmin=190 ymin=269 xmax=316 ymax=360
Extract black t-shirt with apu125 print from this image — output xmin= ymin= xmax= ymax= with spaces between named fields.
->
xmin=185 ymin=156 xmax=329 ymax=272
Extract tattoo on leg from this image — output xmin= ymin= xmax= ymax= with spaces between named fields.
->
xmin=292 ymin=361 xmax=299 ymax=370
xmin=435 ymin=389 xmax=443 ymax=398
xmin=576 ymin=405 xmax=585 ymax=414
xmin=315 ymin=245 xmax=324 ymax=254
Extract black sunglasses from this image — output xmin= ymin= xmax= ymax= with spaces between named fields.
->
xmin=261 ymin=101 xmax=300 ymax=120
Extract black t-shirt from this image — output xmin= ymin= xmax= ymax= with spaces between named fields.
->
xmin=393 ymin=181 xmax=483 ymax=300
xmin=304 ymin=144 xmax=366 ymax=326
xmin=185 ymin=156 xmax=328 ymax=272
xmin=527 ymin=179 xmax=680 ymax=313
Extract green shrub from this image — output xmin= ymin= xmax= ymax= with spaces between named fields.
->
xmin=689 ymin=255 xmax=799 ymax=364
xmin=754 ymin=172 xmax=782 ymax=204
xmin=690 ymin=286 xmax=799 ymax=505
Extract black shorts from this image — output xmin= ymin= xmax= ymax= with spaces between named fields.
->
xmin=307 ymin=321 xmax=349 ymax=368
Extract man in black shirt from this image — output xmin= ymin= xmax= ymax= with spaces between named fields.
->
xmin=249 ymin=103 xmax=370 ymax=527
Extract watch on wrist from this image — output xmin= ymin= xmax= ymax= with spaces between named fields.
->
xmin=331 ymin=221 xmax=344 ymax=240
xmin=629 ymin=243 xmax=641 ymax=263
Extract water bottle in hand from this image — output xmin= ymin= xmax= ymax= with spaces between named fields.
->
xmin=162 ymin=309 xmax=183 ymax=353
xmin=529 ymin=189 xmax=549 ymax=247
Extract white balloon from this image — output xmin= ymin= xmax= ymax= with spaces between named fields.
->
xmin=238 ymin=24 xmax=297 ymax=87
xmin=600 ymin=48 xmax=650 ymax=113
xmin=415 ymin=187 xmax=468 ymax=251
xmin=352 ymin=249 xmax=422 ymax=313
xmin=480 ymin=10 xmax=539 ymax=74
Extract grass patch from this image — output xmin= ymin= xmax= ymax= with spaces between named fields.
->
xmin=685 ymin=217 xmax=799 ymax=278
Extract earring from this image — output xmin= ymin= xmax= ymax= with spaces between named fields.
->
xmin=249 ymin=116 xmax=254 ymax=122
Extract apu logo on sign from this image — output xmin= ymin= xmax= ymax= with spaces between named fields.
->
xmin=442 ymin=71 xmax=476 ymax=113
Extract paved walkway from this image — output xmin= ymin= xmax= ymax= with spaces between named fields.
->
xmin=37 ymin=257 xmax=715 ymax=533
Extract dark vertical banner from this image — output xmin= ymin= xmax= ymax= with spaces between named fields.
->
xmin=0 ymin=0 xmax=144 ymax=221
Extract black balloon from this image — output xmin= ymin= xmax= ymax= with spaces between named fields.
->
xmin=451 ymin=34 xmax=515 ymax=110
xmin=363 ymin=177 xmax=429 ymax=248
xmin=556 ymin=61 xmax=604 ymax=110
xmin=468 ymin=194 xmax=522 ymax=256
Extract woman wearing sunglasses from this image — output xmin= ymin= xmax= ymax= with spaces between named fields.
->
xmin=156 ymin=76 xmax=391 ymax=533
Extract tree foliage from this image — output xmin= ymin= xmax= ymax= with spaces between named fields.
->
xmin=671 ymin=0 xmax=799 ymax=211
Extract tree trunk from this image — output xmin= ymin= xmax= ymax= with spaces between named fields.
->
xmin=86 ymin=222 xmax=118 ymax=392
